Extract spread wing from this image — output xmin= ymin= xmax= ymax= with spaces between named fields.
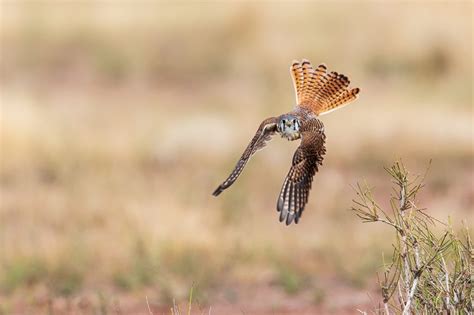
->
xmin=290 ymin=59 xmax=360 ymax=115
xmin=277 ymin=118 xmax=326 ymax=225
xmin=213 ymin=117 xmax=278 ymax=196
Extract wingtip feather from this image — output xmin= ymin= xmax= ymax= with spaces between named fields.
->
xmin=279 ymin=209 xmax=286 ymax=222
xmin=294 ymin=215 xmax=300 ymax=224
xmin=212 ymin=186 xmax=223 ymax=196
xmin=277 ymin=197 xmax=284 ymax=212
xmin=286 ymin=211 xmax=296 ymax=225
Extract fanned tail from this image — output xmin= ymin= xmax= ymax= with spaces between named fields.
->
xmin=290 ymin=59 xmax=360 ymax=115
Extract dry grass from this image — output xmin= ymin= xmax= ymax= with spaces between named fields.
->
xmin=0 ymin=1 xmax=473 ymax=313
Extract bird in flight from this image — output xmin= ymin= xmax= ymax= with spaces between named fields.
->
xmin=213 ymin=59 xmax=360 ymax=225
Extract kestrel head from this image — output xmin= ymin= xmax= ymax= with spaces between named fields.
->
xmin=277 ymin=114 xmax=300 ymax=140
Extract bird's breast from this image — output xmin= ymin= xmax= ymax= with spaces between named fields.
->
xmin=279 ymin=130 xmax=301 ymax=141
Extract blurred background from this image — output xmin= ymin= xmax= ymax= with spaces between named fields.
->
xmin=1 ymin=1 xmax=472 ymax=314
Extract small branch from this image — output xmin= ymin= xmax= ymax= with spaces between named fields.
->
xmin=400 ymin=237 xmax=411 ymax=308
xmin=384 ymin=301 xmax=390 ymax=315
xmin=398 ymin=282 xmax=405 ymax=310
xmin=441 ymin=255 xmax=451 ymax=312
xmin=399 ymin=210 xmax=411 ymax=305
xmin=399 ymin=184 xmax=406 ymax=211
xmin=402 ymin=276 xmax=419 ymax=315
xmin=352 ymin=161 xmax=472 ymax=313
xmin=413 ymin=240 xmax=421 ymax=270
xmin=403 ymin=238 xmax=422 ymax=315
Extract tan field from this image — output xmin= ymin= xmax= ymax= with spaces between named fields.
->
xmin=1 ymin=2 xmax=472 ymax=314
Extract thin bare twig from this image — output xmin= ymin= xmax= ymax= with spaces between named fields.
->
xmin=146 ymin=296 xmax=153 ymax=315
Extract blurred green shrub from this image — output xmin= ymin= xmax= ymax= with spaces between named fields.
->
xmin=1 ymin=258 xmax=47 ymax=293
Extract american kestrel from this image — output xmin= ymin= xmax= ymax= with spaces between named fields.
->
xmin=213 ymin=59 xmax=360 ymax=225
